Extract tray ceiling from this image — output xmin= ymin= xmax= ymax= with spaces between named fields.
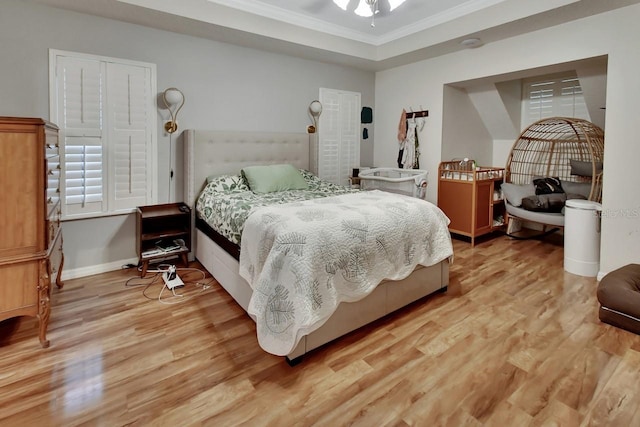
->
xmin=29 ymin=0 xmax=640 ymax=70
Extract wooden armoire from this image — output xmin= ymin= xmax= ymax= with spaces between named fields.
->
xmin=0 ymin=117 xmax=64 ymax=347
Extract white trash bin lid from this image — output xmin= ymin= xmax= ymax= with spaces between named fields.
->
xmin=565 ymin=199 xmax=602 ymax=211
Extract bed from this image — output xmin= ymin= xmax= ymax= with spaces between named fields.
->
xmin=184 ymin=130 xmax=452 ymax=363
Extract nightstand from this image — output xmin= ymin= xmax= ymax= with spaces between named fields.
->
xmin=136 ymin=203 xmax=191 ymax=277
xmin=349 ymin=176 xmax=361 ymax=189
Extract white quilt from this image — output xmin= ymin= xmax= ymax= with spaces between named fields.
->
xmin=239 ymin=190 xmax=453 ymax=356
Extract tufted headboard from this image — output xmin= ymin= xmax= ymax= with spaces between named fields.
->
xmin=183 ymin=130 xmax=312 ymax=209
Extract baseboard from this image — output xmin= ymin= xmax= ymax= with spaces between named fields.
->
xmin=61 ymin=257 xmax=139 ymax=280
xmin=597 ymin=270 xmax=607 ymax=282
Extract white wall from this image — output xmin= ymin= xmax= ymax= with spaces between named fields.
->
xmin=441 ymin=85 xmax=493 ymax=166
xmin=374 ymin=4 xmax=640 ymax=275
xmin=0 ymin=0 xmax=375 ymax=277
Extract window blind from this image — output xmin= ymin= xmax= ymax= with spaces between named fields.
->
xmin=523 ymin=74 xmax=590 ymax=127
xmin=50 ymin=50 xmax=157 ymax=219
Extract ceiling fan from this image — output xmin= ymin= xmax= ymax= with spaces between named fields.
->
xmin=333 ymin=0 xmax=408 ymax=27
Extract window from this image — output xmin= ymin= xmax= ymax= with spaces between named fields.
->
xmin=522 ymin=73 xmax=590 ymax=128
xmin=49 ymin=50 xmax=157 ymax=220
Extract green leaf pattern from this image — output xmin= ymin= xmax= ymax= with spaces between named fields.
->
xmin=196 ymin=169 xmax=356 ymax=245
xmin=264 ymin=285 xmax=295 ymax=334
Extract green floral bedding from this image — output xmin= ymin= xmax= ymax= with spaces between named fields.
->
xmin=196 ymin=170 xmax=357 ymax=245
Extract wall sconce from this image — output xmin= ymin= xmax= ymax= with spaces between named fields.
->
xmin=162 ymin=87 xmax=185 ymax=133
xmin=307 ymin=100 xmax=322 ymax=134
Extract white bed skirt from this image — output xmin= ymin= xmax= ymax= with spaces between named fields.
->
xmin=196 ymin=229 xmax=449 ymax=360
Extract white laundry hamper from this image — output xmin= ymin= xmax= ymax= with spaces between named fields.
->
xmin=564 ymin=199 xmax=602 ymax=277
xmin=358 ymin=168 xmax=428 ymax=199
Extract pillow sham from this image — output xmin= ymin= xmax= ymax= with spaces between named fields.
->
xmin=241 ymin=164 xmax=309 ymax=194
xmin=501 ymin=183 xmax=535 ymax=207
xmin=298 ymin=169 xmax=322 ymax=185
xmin=533 ymin=177 xmax=564 ymax=195
xmin=570 ymin=159 xmax=603 ymax=177
xmin=561 ymin=180 xmax=592 ymax=199
xmin=205 ymin=174 xmax=249 ymax=193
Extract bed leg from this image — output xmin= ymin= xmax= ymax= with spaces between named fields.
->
xmin=286 ymin=355 xmax=304 ymax=366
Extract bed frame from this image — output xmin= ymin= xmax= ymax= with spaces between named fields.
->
xmin=183 ymin=129 xmax=449 ymax=363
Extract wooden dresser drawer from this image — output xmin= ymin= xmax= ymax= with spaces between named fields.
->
xmin=48 ymin=231 xmax=63 ymax=280
xmin=45 ymin=132 xmax=59 ymax=157
xmin=47 ymin=203 xmax=61 ymax=248
xmin=46 ymin=155 xmax=61 ymax=214
xmin=0 ymin=260 xmax=39 ymax=318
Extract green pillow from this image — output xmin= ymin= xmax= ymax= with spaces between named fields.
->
xmin=241 ymin=164 xmax=309 ymax=193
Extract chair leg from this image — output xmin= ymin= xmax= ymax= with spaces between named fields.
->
xmin=506 ymin=215 xmax=522 ymax=235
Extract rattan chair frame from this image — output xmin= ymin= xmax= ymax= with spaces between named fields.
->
xmin=505 ymin=117 xmax=604 ymax=202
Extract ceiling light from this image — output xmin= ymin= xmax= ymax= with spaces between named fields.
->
xmin=333 ymin=0 xmax=350 ymax=11
xmin=334 ymin=0 xmax=407 ymax=27
xmin=460 ymin=38 xmax=483 ymax=48
xmin=388 ymin=0 xmax=406 ymax=11
xmin=354 ymin=0 xmax=377 ymax=18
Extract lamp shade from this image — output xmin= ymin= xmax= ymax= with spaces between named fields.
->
xmin=308 ymin=100 xmax=323 ymax=134
xmin=309 ymin=100 xmax=323 ymax=116
xmin=163 ymin=88 xmax=184 ymax=106
xmin=162 ymin=87 xmax=185 ymax=134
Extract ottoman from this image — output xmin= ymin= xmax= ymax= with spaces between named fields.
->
xmin=597 ymin=264 xmax=640 ymax=335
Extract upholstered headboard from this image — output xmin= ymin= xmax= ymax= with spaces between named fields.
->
xmin=183 ymin=130 xmax=311 ymax=209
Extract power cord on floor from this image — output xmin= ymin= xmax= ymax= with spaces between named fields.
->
xmin=124 ymin=265 xmax=215 ymax=305
xmin=157 ymin=267 xmax=215 ymax=305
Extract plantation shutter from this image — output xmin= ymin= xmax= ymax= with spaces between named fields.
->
xmin=525 ymin=80 xmax=554 ymax=124
xmin=523 ymin=74 xmax=590 ymax=127
xmin=55 ymin=56 xmax=105 ymax=216
xmin=107 ymin=63 xmax=152 ymax=211
xmin=558 ymin=77 xmax=589 ymax=119
xmin=318 ymin=88 xmax=361 ymax=186
xmin=318 ymin=90 xmax=340 ymax=184
xmin=339 ymin=92 xmax=360 ymax=187
xmin=50 ymin=50 xmax=156 ymax=219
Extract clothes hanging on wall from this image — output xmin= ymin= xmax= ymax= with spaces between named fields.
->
xmin=397 ymin=108 xmax=407 ymax=167
xmin=414 ymin=123 xmax=420 ymax=169
xmin=401 ymin=120 xmax=417 ymax=169
xmin=397 ymin=108 xmax=427 ymax=168
xmin=397 ymin=109 xmax=407 ymax=143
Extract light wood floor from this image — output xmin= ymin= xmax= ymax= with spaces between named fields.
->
xmin=1 ymin=234 xmax=639 ymax=426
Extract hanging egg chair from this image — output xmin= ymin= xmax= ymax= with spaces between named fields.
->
xmin=505 ymin=117 xmax=604 ymax=202
xmin=503 ymin=117 xmax=604 ymax=235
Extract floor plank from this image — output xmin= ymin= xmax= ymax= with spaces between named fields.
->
xmin=1 ymin=234 xmax=639 ymax=426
